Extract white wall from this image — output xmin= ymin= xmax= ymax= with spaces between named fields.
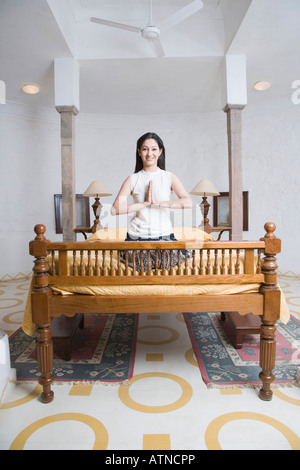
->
xmin=242 ymin=104 xmax=300 ymax=275
xmin=1 ymin=100 xmax=299 ymax=278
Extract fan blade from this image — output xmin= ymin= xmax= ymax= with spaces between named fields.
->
xmin=147 ymin=37 xmax=165 ymax=57
xmin=159 ymin=0 xmax=204 ymax=32
xmin=90 ymin=17 xmax=141 ymax=34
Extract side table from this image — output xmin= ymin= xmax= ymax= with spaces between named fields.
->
xmin=51 ymin=313 xmax=84 ymax=361
xmin=220 ymin=312 xmax=261 ymax=349
xmin=73 ymin=226 xmax=93 ymax=240
xmin=204 ymin=226 xmax=231 ymax=240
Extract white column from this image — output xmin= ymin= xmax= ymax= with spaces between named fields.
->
xmin=222 ymin=55 xmax=247 ymax=240
xmin=0 ymin=80 xmax=6 ymax=104
xmin=0 ymin=330 xmax=17 ymax=406
xmin=54 ymin=59 xmax=80 ymax=241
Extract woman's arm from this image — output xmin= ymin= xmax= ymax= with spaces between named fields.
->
xmin=111 ymin=173 xmax=193 ymax=215
xmin=111 ymin=176 xmax=151 ymax=215
xmin=151 ymin=173 xmax=193 ymax=209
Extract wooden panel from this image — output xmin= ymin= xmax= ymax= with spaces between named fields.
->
xmin=58 ymin=251 xmax=68 ymax=276
xmin=49 ymin=294 xmax=264 ymax=317
xmin=47 ymin=240 xmax=266 ymax=251
xmin=48 ymin=274 xmax=264 ymax=286
xmin=244 ymin=250 xmax=255 ymax=274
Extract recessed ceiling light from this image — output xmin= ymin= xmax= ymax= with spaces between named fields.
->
xmin=22 ymin=83 xmax=40 ymax=95
xmin=253 ymin=81 xmax=271 ymax=91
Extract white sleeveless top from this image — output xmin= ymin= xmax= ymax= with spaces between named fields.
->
xmin=128 ymin=168 xmax=173 ymax=239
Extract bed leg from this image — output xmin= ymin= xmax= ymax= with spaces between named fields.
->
xmin=30 ymin=224 xmax=54 ymax=402
xmin=259 ymin=319 xmax=276 ymax=401
xmin=258 ymin=222 xmax=281 ymax=401
xmin=36 ymin=324 xmax=54 ymax=403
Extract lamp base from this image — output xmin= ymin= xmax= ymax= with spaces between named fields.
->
xmin=91 ymin=198 xmax=103 ymax=233
xmin=198 ymin=222 xmax=212 ymax=232
xmin=92 ymin=221 xmax=103 ymax=233
xmin=203 ymin=224 xmax=212 ymax=233
xmin=200 ymin=197 xmax=211 ymax=230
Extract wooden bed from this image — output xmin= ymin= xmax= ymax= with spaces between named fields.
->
xmin=28 ymin=222 xmax=283 ymax=404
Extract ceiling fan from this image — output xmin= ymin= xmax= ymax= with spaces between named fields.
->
xmin=90 ymin=0 xmax=204 ymax=57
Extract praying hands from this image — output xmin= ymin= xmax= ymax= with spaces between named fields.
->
xmin=145 ymin=180 xmax=156 ymax=205
xmin=145 ymin=181 xmax=171 ymax=208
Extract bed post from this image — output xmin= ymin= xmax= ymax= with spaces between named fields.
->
xmin=29 ymin=224 xmax=54 ymax=403
xmin=259 ymin=222 xmax=281 ymax=401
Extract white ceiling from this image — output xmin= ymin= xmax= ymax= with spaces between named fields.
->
xmin=1 ymin=0 xmax=300 ymax=114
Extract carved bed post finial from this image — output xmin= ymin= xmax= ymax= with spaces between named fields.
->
xmin=30 ymin=224 xmax=54 ymax=404
xmin=260 ymin=222 xmax=281 ymax=290
xmin=34 ymin=224 xmax=47 ymax=240
xmin=34 ymin=224 xmax=51 ymax=243
xmin=259 ymin=222 xmax=281 ymax=401
xmin=263 ymin=221 xmax=276 ymax=238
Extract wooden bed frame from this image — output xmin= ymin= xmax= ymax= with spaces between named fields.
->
xmin=29 ymin=222 xmax=281 ymax=404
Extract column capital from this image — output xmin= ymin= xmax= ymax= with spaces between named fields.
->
xmin=223 ymin=104 xmax=246 ymax=113
xmin=56 ymin=105 xmax=79 ymax=116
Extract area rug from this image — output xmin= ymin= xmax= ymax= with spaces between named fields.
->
xmin=9 ymin=313 xmax=138 ymax=383
xmin=183 ymin=312 xmax=300 ymax=388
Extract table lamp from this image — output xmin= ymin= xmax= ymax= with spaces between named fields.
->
xmin=190 ymin=179 xmax=220 ymax=230
xmin=83 ymin=180 xmax=112 ymax=232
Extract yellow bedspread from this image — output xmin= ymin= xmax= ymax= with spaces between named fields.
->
xmin=22 ymin=280 xmax=290 ymax=336
xmin=50 ymin=283 xmax=261 ymax=296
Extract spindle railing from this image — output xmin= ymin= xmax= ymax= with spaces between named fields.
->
xmin=46 ymin=241 xmax=265 ymax=286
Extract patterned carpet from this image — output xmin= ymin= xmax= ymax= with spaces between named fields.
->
xmin=9 ymin=313 xmax=138 ymax=382
xmin=184 ymin=312 xmax=300 ymax=387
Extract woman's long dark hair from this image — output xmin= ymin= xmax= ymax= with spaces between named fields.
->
xmin=134 ymin=132 xmax=166 ymax=173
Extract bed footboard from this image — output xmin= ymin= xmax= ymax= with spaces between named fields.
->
xmin=29 ymin=223 xmax=281 ymax=403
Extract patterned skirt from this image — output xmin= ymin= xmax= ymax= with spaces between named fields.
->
xmin=120 ymin=233 xmax=192 ymax=271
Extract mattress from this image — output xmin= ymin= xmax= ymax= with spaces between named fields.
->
xmin=23 ymin=279 xmax=290 ymax=336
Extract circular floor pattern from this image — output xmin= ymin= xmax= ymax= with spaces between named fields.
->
xmin=185 ymin=348 xmax=198 ymax=367
xmin=118 ymin=372 xmax=193 ymax=413
xmin=0 ymin=298 xmax=23 ymax=309
xmin=0 ymin=384 xmax=42 ymax=410
xmin=2 ymin=310 xmax=25 ymax=325
xmin=205 ymin=411 xmax=300 ymax=450
xmin=9 ymin=413 xmax=109 ymax=450
xmin=137 ymin=325 xmax=179 ymax=345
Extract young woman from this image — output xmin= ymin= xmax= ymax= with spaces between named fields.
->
xmin=111 ymin=132 xmax=193 ymax=241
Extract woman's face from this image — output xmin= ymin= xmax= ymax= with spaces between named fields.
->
xmin=138 ymin=138 xmax=163 ymax=171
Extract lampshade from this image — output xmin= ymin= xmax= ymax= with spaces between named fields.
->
xmin=190 ymin=179 xmax=220 ymax=197
xmin=83 ymin=181 xmax=112 ymax=197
